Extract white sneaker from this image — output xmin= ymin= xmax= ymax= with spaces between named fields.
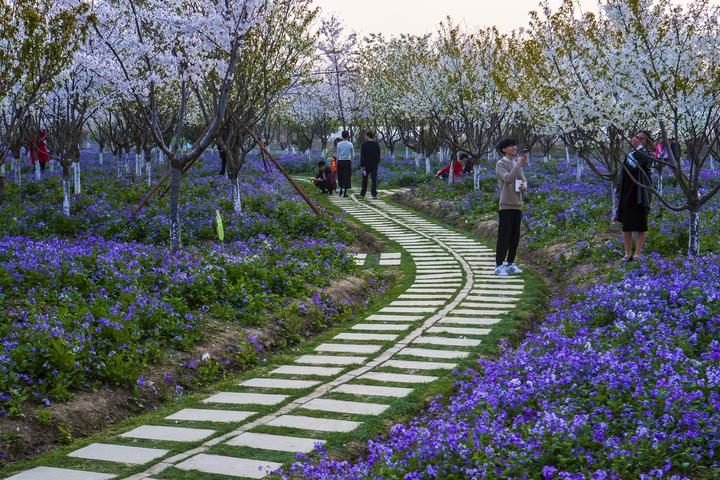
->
xmin=505 ymin=263 xmax=523 ymax=275
xmin=495 ymin=265 xmax=508 ymax=276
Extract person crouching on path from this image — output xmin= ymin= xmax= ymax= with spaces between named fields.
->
xmin=435 ymin=155 xmax=463 ymax=179
xmin=360 ymin=131 xmax=381 ymax=199
xmin=614 ymin=130 xmax=654 ymax=262
xmin=314 ymin=160 xmax=335 ymax=194
xmin=495 ymin=138 xmax=527 ymax=276
xmin=336 ymin=130 xmax=354 ymax=198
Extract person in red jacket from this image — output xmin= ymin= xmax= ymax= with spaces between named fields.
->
xmin=29 ymin=129 xmax=50 ymax=172
xmin=436 ymin=155 xmax=464 ymax=179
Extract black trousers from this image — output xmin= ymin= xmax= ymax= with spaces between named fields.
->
xmin=496 ymin=209 xmax=522 ymax=266
xmin=337 ymin=160 xmax=352 ymax=189
xmin=360 ymin=168 xmax=378 ymax=197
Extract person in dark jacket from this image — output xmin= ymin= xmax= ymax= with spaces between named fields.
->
xmin=314 ymin=160 xmax=335 ymax=194
xmin=614 ymin=131 xmax=654 ymax=262
xmin=360 ymin=131 xmax=381 ymax=199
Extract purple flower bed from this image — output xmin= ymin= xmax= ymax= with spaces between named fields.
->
xmin=281 ymin=255 xmax=720 ymax=479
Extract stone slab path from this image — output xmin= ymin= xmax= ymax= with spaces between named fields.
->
xmin=5 ymin=193 xmax=524 ymax=480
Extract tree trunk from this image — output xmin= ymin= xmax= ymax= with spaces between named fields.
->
xmin=473 ymin=165 xmax=481 ymax=191
xmin=414 ymin=151 xmax=420 ymax=169
xmin=99 ymin=149 xmax=104 ymax=165
xmin=575 ymin=155 xmax=583 ymax=181
xmin=425 ymin=155 xmax=432 ymax=175
xmin=73 ymin=162 xmax=82 ymax=195
xmin=231 ymin=174 xmax=242 ymax=213
xmin=34 ymin=160 xmax=41 ymax=180
xmin=688 ymin=210 xmax=700 ymax=256
xmin=565 ymin=146 xmax=571 ymax=164
xmin=62 ymin=165 xmax=71 ymax=216
xmin=169 ymin=165 xmax=182 ymax=252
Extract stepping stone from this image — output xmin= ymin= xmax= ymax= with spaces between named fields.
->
xmin=239 ymin=378 xmax=321 ymax=389
xmin=270 ymin=365 xmax=342 ymax=376
xmin=360 ymin=372 xmax=438 ymax=384
xmin=380 ymin=253 xmax=401 ymax=259
xmin=398 ymin=294 xmax=451 ymax=300
xmin=439 ymin=317 xmax=501 ymax=325
xmin=413 ymin=280 xmax=461 ymax=285
xmin=267 ymin=415 xmax=360 ymax=432
xmin=452 ymin=309 xmax=509 ymax=316
xmin=389 ymin=300 xmax=445 ymax=306
xmin=303 ymin=398 xmax=389 ymax=415
xmin=315 ymin=343 xmax=381 ymax=354
xmin=203 ymin=392 xmax=288 ymax=406
xmin=428 ymin=326 xmax=491 ymax=336
xmin=175 ymin=453 xmax=281 ymax=479
xmin=226 ymin=432 xmax=325 ymax=453
xmin=121 ymin=425 xmax=215 ymax=442
xmin=383 ymin=359 xmax=456 ymax=370
xmin=367 ymin=314 xmax=424 ymax=322
xmin=380 ymin=306 xmax=437 ymax=313
xmin=468 ymin=290 xmax=521 ymax=296
xmin=352 ymin=323 xmax=411 ymax=331
xmin=475 ymin=284 xmax=524 ymax=290
xmin=295 ymin=355 xmax=367 ymax=365
xmin=405 ymin=288 xmax=456 ymax=294
xmin=333 ymin=384 xmax=413 ymax=398
xmin=4 ymin=467 xmax=116 ymax=480
xmin=412 ymin=336 xmax=481 ymax=347
xmin=400 ymin=348 xmax=471 ymax=359
xmin=378 ymin=259 xmax=401 ymax=265
xmin=415 ymin=273 xmax=462 ymax=279
xmin=69 ymin=443 xmax=169 ymax=465
xmin=334 ymin=332 xmax=398 ymax=341
xmin=166 ymin=409 xmax=256 ymax=423
xmin=461 ymin=302 xmax=516 ymax=309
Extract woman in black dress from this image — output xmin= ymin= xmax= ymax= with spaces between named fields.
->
xmin=615 ymin=131 xmax=653 ymax=262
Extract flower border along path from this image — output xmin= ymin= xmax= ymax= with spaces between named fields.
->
xmin=4 ymin=195 xmax=524 ymax=480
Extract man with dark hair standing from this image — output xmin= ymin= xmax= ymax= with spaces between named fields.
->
xmin=360 ymin=131 xmax=381 ymax=199
xmin=495 ymin=138 xmax=527 ymax=276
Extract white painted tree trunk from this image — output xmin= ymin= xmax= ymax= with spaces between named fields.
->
xmin=448 ymin=162 xmax=454 ymax=184
xmin=124 ymin=152 xmax=130 ymax=174
xmin=34 ymin=159 xmax=41 ymax=180
xmin=0 ymin=163 xmax=4 ymax=175
xmin=116 ymin=153 xmax=121 ymax=178
xmin=232 ymin=176 xmax=242 ymax=213
xmin=146 ymin=159 xmax=152 ymax=186
xmin=473 ymin=165 xmax=481 ymax=191
xmin=425 ymin=155 xmax=432 ymax=174
xmin=405 ymin=146 xmax=409 ymax=161
xmin=73 ymin=162 xmax=81 ymax=195
xmin=543 ymin=155 xmax=549 ymax=163
xmin=688 ymin=210 xmax=700 ymax=256
xmin=135 ymin=152 xmax=142 ymax=177
xmin=49 ymin=160 xmax=55 ymax=172
xmin=575 ymin=155 xmax=583 ymax=181
xmin=99 ymin=150 xmax=104 ymax=165
xmin=159 ymin=149 xmax=164 ymax=165
xmin=62 ymin=177 xmax=71 ymax=216
xmin=565 ymin=147 xmax=571 ymax=164
xmin=414 ymin=152 xmax=420 ymax=169
xmin=657 ymin=171 xmax=664 ymax=196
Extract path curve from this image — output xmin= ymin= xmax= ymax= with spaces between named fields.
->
xmin=5 ymin=195 xmax=524 ymax=480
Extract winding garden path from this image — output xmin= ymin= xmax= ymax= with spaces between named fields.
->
xmin=6 ymin=195 xmax=524 ymax=480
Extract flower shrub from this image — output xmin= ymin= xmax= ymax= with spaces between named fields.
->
xmin=281 ymin=255 xmax=720 ymax=479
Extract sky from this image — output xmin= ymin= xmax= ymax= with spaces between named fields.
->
xmin=311 ymin=0 xmax=601 ymax=36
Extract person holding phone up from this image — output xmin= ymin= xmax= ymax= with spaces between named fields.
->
xmin=495 ymin=138 xmax=528 ymax=276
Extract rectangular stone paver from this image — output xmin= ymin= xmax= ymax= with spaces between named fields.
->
xmin=378 ymin=259 xmax=401 ymax=265
xmin=380 ymin=253 xmax=401 ymax=259
xmin=303 ymin=398 xmax=389 ymax=415
xmin=400 ymin=348 xmax=471 ymax=359
xmin=390 ymin=300 xmax=445 ymax=306
xmin=333 ymin=384 xmax=413 ymax=398
xmin=267 ymin=415 xmax=360 ymax=432
xmin=334 ymin=332 xmax=398 ymax=341
xmin=452 ymin=309 xmax=509 ymax=316
xmin=468 ymin=290 xmax=521 ymax=297
xmin=412 ymin=336 xmax=482 ymax=347
xmin=439 ymin=317 xmax=501 ymax=325
xmin=226 ymin=432 xmax=325 ymax=453
xmin=352 ymin=323 xmax=411 ymax=331
xmin=367 ymin=314 xmax=424 ymax=322
xmin=203 ymin=392 xmax=288 ymax=406
xmin=271 ymin=365 xmax=342 ymax=377
xmin=176 ymin=454 xmax=281 ymax=479
xmin=166 ymin=409 xmax=256 ymax=423
xmin=240 ymin=378 xmax=321 ymax=389
xmin=380 ymin=306 xmax=437 ymax=313
xmin=360 ymin=372 xmax=438 ymax=384
xmin=383 ymin=359 xmax=457 ymax=370
xmin=4 ymin=467 xmax=116 ymax=480
xmin=428 ymin=326 xmax=491 ymax=336
xmin=405 ymin=288 xmax=457 ymax=294
xmin=121 ymin=425 xmax=215 ymax=442
xmin=295 ymin=355 xmax=366 ymax=366
xmin=461 ymin=302 xmax=516 ymax=309
xmin=315 ymin=343 xmax=381 ymax=354
xmin=69 ymin=443 xmax=169 ymax=465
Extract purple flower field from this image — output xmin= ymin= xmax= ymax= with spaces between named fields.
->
xmin=0 ymin=152 xmax=355 ymax=414
xmin=282 ymin=255 xmax=720 ymax=479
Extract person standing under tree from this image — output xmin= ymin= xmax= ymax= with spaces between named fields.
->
xmin=360 ymin=131 xmax=381 ymax=199
xmin=336 ymin=130 xmax=353 ymax=198
xmin=494 ymin=138 xmax=527 ymax=276
xmin=29 ymin=129 xmax=50 ymax=173
xmin=614 ymin=131 xmax=654 ymax=262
